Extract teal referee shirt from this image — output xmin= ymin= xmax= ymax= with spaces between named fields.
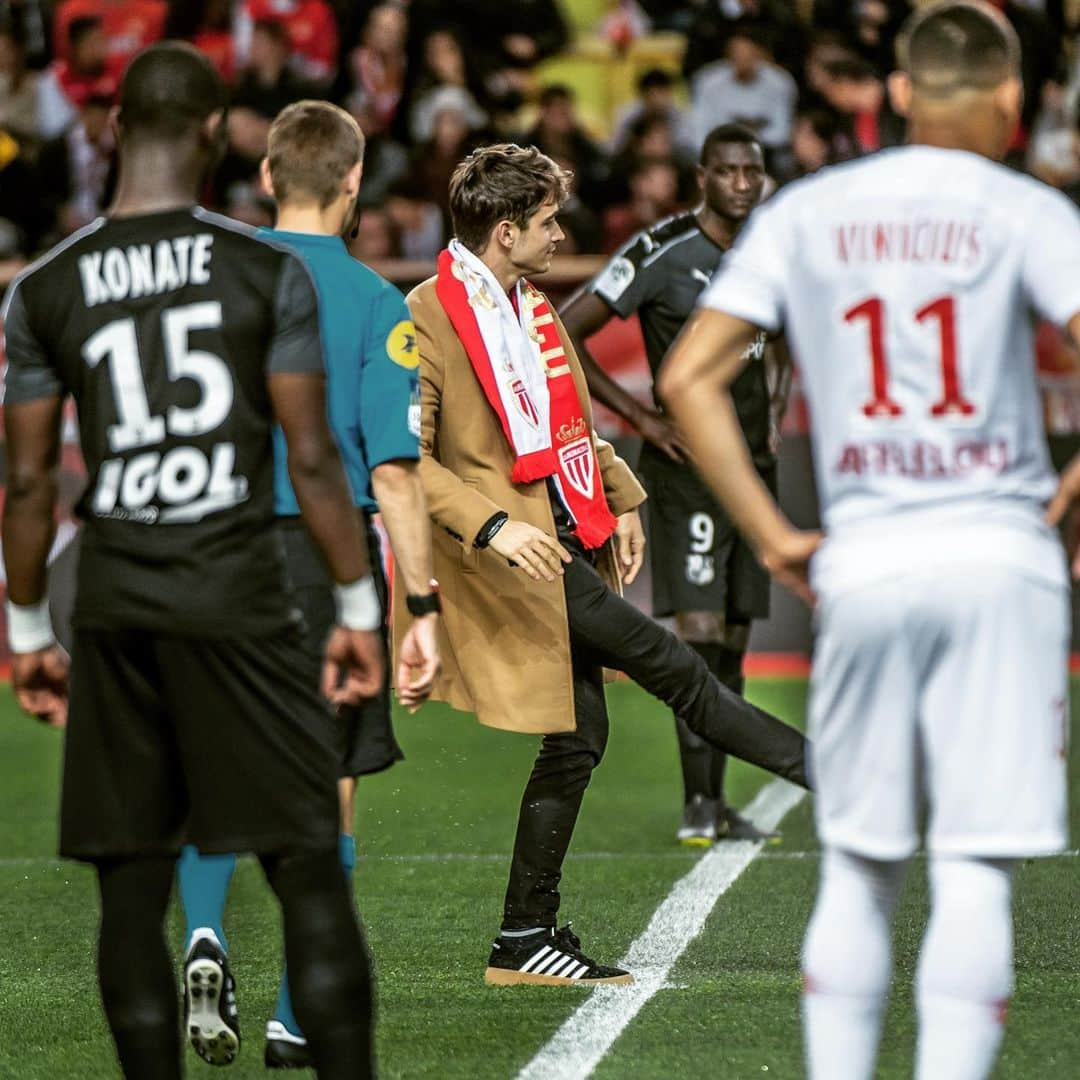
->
xmin=262 ymin=229 xmax=420 ymax=514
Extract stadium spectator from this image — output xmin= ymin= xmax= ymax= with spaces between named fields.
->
xmin=682 ymin=1 xmax=806 ymax=81
xmin=342 ymin=2 xmax=409 ymax=135
xmin=226 ymin=18 xmax=312 ymax=163
xmin=609 ymin=110 xmax=697 ymax=205
xmin=0 ymin=128 xmax=41 ymax=260
xmin=812 ymin=0 xmax=912 ymax=74
xmin=404 ymin=28 xmax=487 ymax=144
xmin=52 ymin=0 xmax=166 ymax=71
xmin=410 ymin=86 xmax=489 ymax=224
xmin=350 ymin=203 xmax=401 ymax=260
xmin=790 ymin=103 xmax=857 ymax=176
xmin=409 ymin=0 xmax=569 ymax=79
xmin=817 ymin=53 xmax=904 ymax=153
xmin=221 ymin=178 xmax=273 ymax=227
xmin=690 ymin=22 xmax=798 ymax=170
xmin=525 ymin=84 xmax=610 ymax=206
xmin=610 ymin=68 xmax=695 ymax=156
xmin=0 ymin=0 xmax=50 ymax=69
xmin=989 ymin=0 xmax=1064 ymax=137
xmin=0 ymin=25 xmax=40 ymax=143
xmin=384 ymin=174 xmax=443 ymax=259
xmin=235 ymin=0 xmax=338 ymax=87
xmin=36 ymin=14 xmax=117 ymax=140
xmin=346 ymin=92 xmax=409 ymax=209
xmin=602 ymin=156 xmax=682 ymax=253
xmin=166 ymin=0 xmax=239 ymax=84
xmin=35 ymin=91 xmax=114 ymax=241
xmin=546 ymin=152 xmax=602 ymax=254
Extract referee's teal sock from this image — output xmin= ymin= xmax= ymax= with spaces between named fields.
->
xmin=177 ymin=845 xmax=236 ymax=954
xmin=273 ymin=834 xmax=358 ymax=1039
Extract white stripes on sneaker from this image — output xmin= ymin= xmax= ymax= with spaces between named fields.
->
xmin=520 ymin=944 xmax=590 ymax=981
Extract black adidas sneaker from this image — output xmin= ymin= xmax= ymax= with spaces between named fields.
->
xmin=264 ymin=1020 xmax=310 ymax=1070
xmin=484 ymin=925 xmax=633 ymax=986
xmin=184 ymin=936 xmax=240 ymax=1066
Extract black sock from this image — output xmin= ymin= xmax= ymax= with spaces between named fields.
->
xmin=262 ymin=849 xmax=375 ymax=1080
xmin=709 ymin=645 xmax=746 ymax=808
xmin=95 ymin=857 xmax=180 ymax=1080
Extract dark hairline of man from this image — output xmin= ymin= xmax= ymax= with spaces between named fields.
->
xmin=700 ymin=123 xmax=763 ymax=166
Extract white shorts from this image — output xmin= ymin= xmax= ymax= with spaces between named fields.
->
xmin=809 ymin=538 xmax=1070 ymax=861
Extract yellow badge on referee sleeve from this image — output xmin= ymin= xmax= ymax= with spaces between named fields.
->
xmin=386 ymin=319 xmax=419 ymax=369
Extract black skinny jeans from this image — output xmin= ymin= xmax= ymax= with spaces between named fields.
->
xmin=502 ymin=551 xmax=808 ymax=930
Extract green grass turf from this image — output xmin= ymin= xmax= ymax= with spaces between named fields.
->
xmin=0 ymin=678 xmax=1074 ymax=1078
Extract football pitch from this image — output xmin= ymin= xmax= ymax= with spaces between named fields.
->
xmin=0 ymin=676 xmax=1077 ymax=1079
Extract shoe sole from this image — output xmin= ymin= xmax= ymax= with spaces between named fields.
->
xmin=677 ymin=835 xmax=715 ymax=848
xmin=185 ymin=958 xmax=239 ymax=1066
xmin=484 ymin=967 xmax=634 ymax=987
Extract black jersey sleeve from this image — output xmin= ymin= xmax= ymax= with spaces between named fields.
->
xmin=266 ymin=254 xmax=325 ymax=376
xmin=2 ymin=283 xmax=63 ymax=404
xmin=588 ymin=233 xmax=660 ymax=319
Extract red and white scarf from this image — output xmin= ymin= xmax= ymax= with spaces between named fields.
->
xmin=436 ymin=240 xmax=617 ymax=549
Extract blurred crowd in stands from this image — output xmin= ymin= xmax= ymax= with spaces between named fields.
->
xmin=0 ymin=0 xmax=1076 ymax=279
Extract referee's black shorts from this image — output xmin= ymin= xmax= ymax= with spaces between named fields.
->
xmin=638 ymin=442 xmax=776 ymax=621
xmin=278 ymin=512 xmax=404 ymax=779
xmin=60 ymin=624 xmax=341 ymax=861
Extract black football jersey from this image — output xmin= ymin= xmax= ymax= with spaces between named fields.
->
xmin=3 ymin=207 xmax=324 ymax=633
xmin=589 ymin=211 xmax=772 ymax=466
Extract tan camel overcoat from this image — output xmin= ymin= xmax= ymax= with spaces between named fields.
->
xmin=391 ymin=276 xmax=646 ymax=735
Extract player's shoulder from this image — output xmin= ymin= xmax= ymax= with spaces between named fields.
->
xmin=346 ymin=257 xmax=408 ymax=312
xmin=2 ymin=216 xmax=109 ymax=314
xmin=620 ymin=211 xmax=701 ymax=268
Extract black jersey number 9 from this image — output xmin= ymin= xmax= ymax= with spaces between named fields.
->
xmin=82 ymin=301 xmax=232 ymax=453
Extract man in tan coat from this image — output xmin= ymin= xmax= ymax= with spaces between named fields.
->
xmin=396 ymin=144 xmax=808 ymax=986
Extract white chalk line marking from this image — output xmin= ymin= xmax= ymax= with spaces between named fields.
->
xmin=516 ymin=779 xmax=806 ymax=1080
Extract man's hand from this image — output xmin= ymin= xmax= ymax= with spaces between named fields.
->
xmin=11 ymin=644 xmax=69 ymax=728
xmin=614 ymin=509 xmax=646 ymax=584
xmin=636 ymin=409 xmax=688 ymax=463
xmin=322 ymin=626 xmax=384 ymax=706
xmin=759 ymin=527 xmax=824 ymax=607
xmin=396 ymin=614 xmax=441 ymax=712
xmin=489 ymin=520 xmax=572 ymax=582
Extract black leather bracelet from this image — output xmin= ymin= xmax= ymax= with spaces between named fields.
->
xmin=474 ymin=511 xmax=509 ymax=549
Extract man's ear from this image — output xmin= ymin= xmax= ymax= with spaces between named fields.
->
xmin=695 ymin=162 xmax=706 ymax=196
xmin=344 ymin=160 xmax=363 ymax=200
xmin=994 ymin=75 xmax=1023 ymax=130
xmin=887 ymin=71 xmax=912 ymax=118
xmin=258 ymin=157 xmax=275 ymax=199
xmin=108 ymin=103 xmax=121 ymax=142
xmin=202 ymin=108 xmax=226 ymax=145
xmin=494 ymin=218 xmax=516 ymax=250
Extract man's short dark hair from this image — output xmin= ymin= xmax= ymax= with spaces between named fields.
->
xmin=449 ymin=143 xmax=570 ymax=252
xmin=68 ymin=14 xmax=103 ymax=51
xmin=897 ymin=0 xmax=1020 ymax=96
xmin=119 ymin=42 xmax=227 ymax=141
xmin=822 ymin=54 xmax=878 ymax=84
xmin=638 ymin=68 xmax=673 ymax=93
xmin=539 ymin=84 xmax=573 ymax=109
xmin=700 ymin=123 xmax=762 ymax=165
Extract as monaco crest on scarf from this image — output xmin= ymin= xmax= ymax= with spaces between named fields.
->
xmin=435 ymin=241 xmax=617 ymax=549
xmin=510 ymin=377 xmax=540 ymax=428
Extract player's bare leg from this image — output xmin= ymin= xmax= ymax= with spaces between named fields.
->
xmin=674 ymin=612 xmax=777 ymax=844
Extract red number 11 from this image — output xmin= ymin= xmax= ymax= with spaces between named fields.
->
xmin=844 ymin=294 xmax=976 ymax=419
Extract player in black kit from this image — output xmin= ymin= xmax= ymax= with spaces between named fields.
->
xmin=562 ymin=125 xmax=791 ymax=846
xmin=2 ymin=44 xmax=380 ymax=1080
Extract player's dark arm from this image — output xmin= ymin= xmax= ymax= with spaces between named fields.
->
xmin=560 ymin=288 xmax=687 ymax=462
xmin=2 ymin=396 xmax=62 ymax=605
xmin=659 ymin=308 xmax=820 ymax=603
xmin=1044 ymin=313 xmax=1080 ymax=568
xmin=269 ymin=371 xmax=370 ymax=585
xmin=767 ymin=334 xmax=794 ymax=451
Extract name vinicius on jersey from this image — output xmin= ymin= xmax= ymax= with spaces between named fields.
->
xmin=78 ymin=233 xmax=215 ymax=307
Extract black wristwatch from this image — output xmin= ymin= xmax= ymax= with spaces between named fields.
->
xmin=406 ymin=579 xmax=442 ymax=617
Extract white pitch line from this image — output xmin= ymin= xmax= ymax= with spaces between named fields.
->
xmin=517 ymin=778 xmax=806 ymax=1080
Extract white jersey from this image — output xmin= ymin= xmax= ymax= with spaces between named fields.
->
xmin=702 ymin=146 xmax=1080 ymax=565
